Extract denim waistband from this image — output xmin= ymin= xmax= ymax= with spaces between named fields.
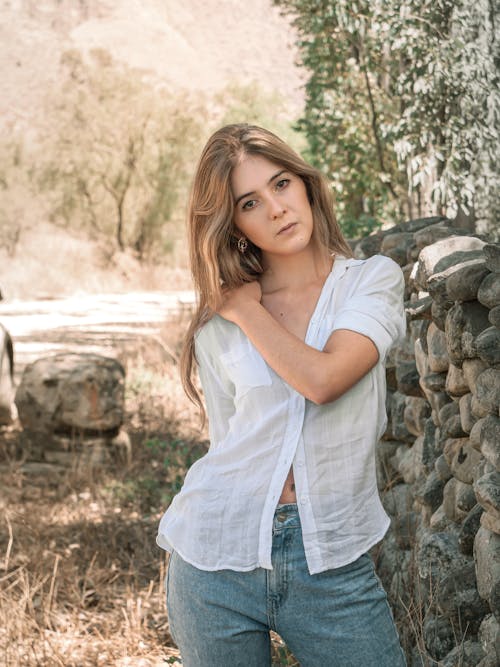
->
xmin=274 ymin=503 xmax=300 ymax=528
xmin=275 ymin=503 xmax=298 ymax=512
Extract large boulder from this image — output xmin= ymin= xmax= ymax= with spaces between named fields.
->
xmin=15 ymin=353 xmax=125 ymax=434
xmin=415 ymin=236 xmax=486 ymax=291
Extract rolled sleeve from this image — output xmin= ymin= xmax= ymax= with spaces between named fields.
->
xmin=331 ymin=255 xmax=406 ymax=361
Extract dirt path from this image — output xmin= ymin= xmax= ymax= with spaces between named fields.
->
xmin=0 ymin=290 xmax=195 ymax=381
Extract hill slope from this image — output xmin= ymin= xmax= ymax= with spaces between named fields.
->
xmin=1 ymin=0 xmax=305 ymax=132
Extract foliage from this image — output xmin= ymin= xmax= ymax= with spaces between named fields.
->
xmin=213 ymin=80 xmax=306 ymax=155
xmin=29 ymin=52 xmax=304 ymax=262
xmin=0 ymin=139 xmax=35 ymax=255
xmin=37 ymin=48 xmax=205 ymax=260
xmin=273 ymin=0 xmax=499 ymax=235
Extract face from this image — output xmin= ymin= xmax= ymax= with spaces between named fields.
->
xmin=230 ymin=154 xmax=314 ymax=260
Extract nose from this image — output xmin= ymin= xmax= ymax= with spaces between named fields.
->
xmin=268 ymin=195 xmax=286 ymax=220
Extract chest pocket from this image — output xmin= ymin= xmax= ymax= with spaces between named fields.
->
xmin=220 ymin=342 xmax=272 ymax=398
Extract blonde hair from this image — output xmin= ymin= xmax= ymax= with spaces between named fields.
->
xmin=180 ymin=123 xmax=353 ymax=414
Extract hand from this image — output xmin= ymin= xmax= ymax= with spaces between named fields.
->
xmin=217 ymin=281 xmax=262 ymax=324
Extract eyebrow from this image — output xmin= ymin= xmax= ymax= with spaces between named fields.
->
xmin=234 ymin=169 xmax=288 ymax=206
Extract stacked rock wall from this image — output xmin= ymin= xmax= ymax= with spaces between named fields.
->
xmin=353 ymin=218 xmax=499 ymax=666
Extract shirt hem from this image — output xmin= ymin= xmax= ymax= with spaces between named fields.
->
xmin=157 ymin=535 xmax=270 ymax=572
xmin=307 ymin=517 xmax=391 ymax=575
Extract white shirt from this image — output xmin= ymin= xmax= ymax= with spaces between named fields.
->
xmin=157 ymin=254 xmax=406 ymax=574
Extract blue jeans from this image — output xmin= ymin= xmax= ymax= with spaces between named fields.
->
xmin=166 ymin=503 xmax=406 ymax=666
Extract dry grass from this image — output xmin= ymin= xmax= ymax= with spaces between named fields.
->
xmin=0 ymin=314 xmax=298 ymax=666
xmin=0 ymin=222 xmax=192 ymax=301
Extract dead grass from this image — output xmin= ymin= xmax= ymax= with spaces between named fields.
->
xmin=0 ymin=314 xmax=299 ymax=666
xmin=0 ymin=221 xmax=192 ymax=301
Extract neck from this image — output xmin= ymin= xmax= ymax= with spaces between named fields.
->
xmin=260 ymin=245 xmax=334 ymax=293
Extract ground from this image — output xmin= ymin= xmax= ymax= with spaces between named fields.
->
xmin=0 ymin=314 xmax=300 ymax=666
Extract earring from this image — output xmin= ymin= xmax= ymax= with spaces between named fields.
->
xmin=237 ymin=237 xmax=248 ymax=253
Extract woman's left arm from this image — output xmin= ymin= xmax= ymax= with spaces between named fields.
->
xmin=217 ymin=259 xmax=405 ymax=405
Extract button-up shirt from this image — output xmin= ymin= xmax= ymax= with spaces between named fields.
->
xmin=157 ymin=254 xmax=406 ymax=574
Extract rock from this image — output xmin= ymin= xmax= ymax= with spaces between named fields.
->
xmin=375 ymin=530 xmax=408 ymax=589
xmin=456 ymin=480 xmax=479 ymax=514
xmin=376 ymin=440 xmax=401 ymax=490
xmin=391 ymin=391 xmax=415 ymax=442
xmin=475 ymin=472 xmax=500 ymax=520
xmin=441 ymin=641 xmax=485 ymax=667
xmin=388 ymin=551 xmax=413 ymax=609
xmin=445 ymin=363 xmax=470 ymax=397
xmin=382 ymin=482 xmax=413 ymax=518
xmin=414 ymin=220 xmax=469 ymax=251
xmin=477 ymin=653 xmax=500 ymax=666
xmin=14 ymin=353 xmax=125 ymax=434
xmin=430 ymin=504 xmax=454 ymax=532
xmin=402 ymin=216 xmax=449 ymax=240
xmin=489 ymin=305 xmax=500 ymax=327
xmin=381 ymin=232 xmax=415 ymax=266
xmin=471 ymin=369 xmax=500 ymax=418
xmin=443 ymin=438 xmax=482 ymax=484
xmin=478 ymin=273 xmax=500 ymax=308
xmin=397 ymin=360 xmax=423 ymax=396
xmin=471 ymin=417 xmax=487 ymax=450
xmin=480 ymin=415 xmax=500 ymax=470
xmin=446 ymin=261 xmax=490 ymax=302
xmin=414 ymin=336 xmax=429 ymax=377
xmin=422 ymin=418 xmax=438 ymax=469
xmin=443 ymin=478 xmax=468 ymax=522
xmin=459 ymin=393 xmax=476 ymax=433
xmin=429 ymin=393 xmax=451 ymax=420
xmin=437 ymin=561 xmax=490 ymax=621
xmin=422 ymin=371 xmax=447 ymax=392
xmin=404 ymin=397 xmax=432 ymax=436
xmin=427 ymin=259 xmax=485 ymax=303
xmin=406 ymin=294 xmax=433 ymax=321
xmin=393 ymin=511 xmax=419 ymax=549
xmin=445 ymin=302 xmax=492 ymax=367
xmin=415 ymin=470 xmax=445 ymax=513
xmin=483 ymin=244 xmax=500 ymax=273
xmin=441 ymin=414 xmax=467 ymax=440
xmin=431 ymin=299 xmax=452 ymax=331
xmin=399 ymin=436 xmax=426 ymax=484
xmin=463 ymin=358 xmax=489 ymax=394
xmin=482 ymin=512 xmax=500 ymax=536
xmin=417 ymin=531 xmax=468 ymax=580
xmin=411 ymin=316 xmax=430 ymax=345
xmin=435 ymin=454 xmax=453 ymax=482
xmin=423 ymin=615 xmax=456 ymax=660
xmin=427 ymin=322 xmax=449 ymax=372
xmin=474 ymin=526 xmax=500 ymax=615
xmin=357 ymin=232 xmax=382 ymax=257
xmin=459 ymin=504 xmax=484 ymax=555
xmin=475 ymin=460 xmax=498 ymax=486
xmin=415 ymin=236 xmax=485 ymax=290
xmin=476 ymin=326 xmax=500 ymax=365
xmin=439 ymin=400 xmax=460 ymax=423
xmin=478 ymin=614 xmax=500 ymax=666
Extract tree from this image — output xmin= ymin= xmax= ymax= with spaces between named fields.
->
xmin=37 ymin=49 xmax=204 ymax=259
xmin=274 ymin=0 xmax=499 ymax=236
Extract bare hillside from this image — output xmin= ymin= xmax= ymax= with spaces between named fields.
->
xmin=1 ymin=0 xmax=305 ymax=132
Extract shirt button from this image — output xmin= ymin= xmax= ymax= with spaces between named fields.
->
xmin=296 ymin=460 xmax=304 ymax=467
xmin=300 ymin=495 xmax=308 ymax=505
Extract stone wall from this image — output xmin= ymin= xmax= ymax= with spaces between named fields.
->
xmin=352 ymin=218 xmax=499 ymax=667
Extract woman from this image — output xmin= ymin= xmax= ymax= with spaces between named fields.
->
xmin=157 ymin=124 xmax=407 ymax=666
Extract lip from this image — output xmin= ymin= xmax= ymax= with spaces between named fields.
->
xmin=277 ymin=222 xmax=297 ymax=235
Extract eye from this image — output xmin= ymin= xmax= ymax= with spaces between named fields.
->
xmin=242 ymin=199 xmax=256 ymax=211
xmin=275 ymin=178 xmax=290 ymax=190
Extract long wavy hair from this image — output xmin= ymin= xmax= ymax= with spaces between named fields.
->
xmin=180 ymin=123 xmax=353 ymax=415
